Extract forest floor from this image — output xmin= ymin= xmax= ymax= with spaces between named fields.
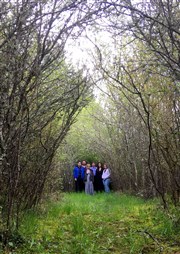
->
xmin=3 ymin=193 xmax=180 ymax=254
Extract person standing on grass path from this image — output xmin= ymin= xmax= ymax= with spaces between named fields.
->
xmin=102 ymin=163 xmax=111 ymax=193
xmin=81 ymin=160 xmax=86 ymax=191
xmin=90 ymin=162 xmax=97 ymax=191
xmin=84 ymin=163 xmax=94 ymax=195
xmin=96 ymin=162 xmax=104 ymax=192
xmin=73 ymin=161 xmax=83 ymax=192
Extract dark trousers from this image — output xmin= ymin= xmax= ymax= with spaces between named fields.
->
xmin=75 ymin=177 xmax=84 ymax=192
xmin=96 ymin=177 xmax=104 ymax=192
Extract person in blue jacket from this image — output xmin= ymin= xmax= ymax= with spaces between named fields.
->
xmin=73 ymin=161 xmax=83 ymax=192
xmin=80 ymin=160 xmax=86 ymax=191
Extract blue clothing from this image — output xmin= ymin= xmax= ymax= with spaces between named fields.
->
xmin=103 ymin=178 xmax=110 ymax=193
xmin=73 ymin=166 xmax=85 ymax=179
xmin=81 ymin=166 xmax=85 ymax=179
xmin=90 ymin=166 xmax=97 ymax=176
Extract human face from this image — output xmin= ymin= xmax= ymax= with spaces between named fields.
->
xmin=98 ymin=163 xmax=101 ymax=167
xmin=104 ymin=164 xmax=107 ymax=169
xmin=92 ymin=162 xmax=95 ymax=167
xmin=82 ymin=161 xmax=86 ymax=166
xmin=86 ymin=164 xmax=90 ymax=169
xmin=78 ymin=162 xmax=81 ymax=167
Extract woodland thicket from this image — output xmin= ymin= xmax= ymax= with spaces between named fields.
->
xmin=0 ymin=0 xmax=179 ymax=245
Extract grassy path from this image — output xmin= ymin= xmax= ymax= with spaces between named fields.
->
xmin=7 ymin=193 xmax=180 ymax=254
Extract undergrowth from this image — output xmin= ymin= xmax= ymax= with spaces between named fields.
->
xmin=1 ymin=193 xmax=180 ymax=254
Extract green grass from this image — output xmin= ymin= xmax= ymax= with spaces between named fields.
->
xmin=3 ymin=193 xmax=180 ymax=254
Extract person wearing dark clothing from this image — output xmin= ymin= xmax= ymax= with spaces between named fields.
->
xmin=96 ymin=162 xmax=104 ymax=192
xmin=84 ymin=164 xmax=94 ymax=195
xmin=81 ymin=160 xmax=87 ymax=191
xmin=73 ymin=161 xmax=83 ymax=192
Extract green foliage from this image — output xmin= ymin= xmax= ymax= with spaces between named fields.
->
xmin=3 ymin=193 xmax=179 ymax=254
xmin=57 ymin=100 xmax=105 ymax=164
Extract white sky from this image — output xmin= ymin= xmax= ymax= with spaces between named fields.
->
xmin=65 ymin=28 xmax=114 ymax=98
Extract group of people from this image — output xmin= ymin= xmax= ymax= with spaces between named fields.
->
xmin=73 ymin=160 xmax=111 ymax=194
